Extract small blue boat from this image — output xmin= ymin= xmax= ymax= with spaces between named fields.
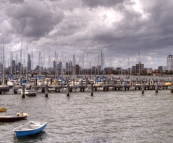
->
xmin=13 ymin=121 xmax=47 ymax=138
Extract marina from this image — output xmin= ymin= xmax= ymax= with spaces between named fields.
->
xmin=1 ymin=0 xmax=173 ymax=142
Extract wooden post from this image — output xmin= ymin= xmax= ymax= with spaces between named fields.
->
xmin=155 ymin=80 xmax=158 ymax=93
xmin=35 ymin=78 xmax=37 ymax=89
xmin=22 ymin=85 xmax=25 ymax=98
xmin=73 ymin=77 xmax=75 ymax=86
xmin=171 ymin=80 xmax=173 ymax=93
xmin=142 ymin=83 xmax=144 ymax=94
xmin=81 ymin=79 xmax=83 ymax=86
xmin=55 ymin=88 xmax=57 ymax=92
xmin=91 ymin=83 xmax=93 ymax=96
xmin=42 ymin=88 xmax=45 ymax=93
xmin=67 ymin=83 xmax=70 ymax=96
xmin=95 ymin=87 xmax=97 ymax=91
xmin=5 ymin=79 xmax=7 ymax=85
xmin=50 ymin=78 xmax=52 ymax=85
xmin=45 ymin=84 xmax=48 ymax=97
xmin=14 ymin=88 xmax=18 ymax=94
xmin=108 ymin=79 xmax=110 ymax=84
xmin=20 ymin=78 xmax=22 ymax=86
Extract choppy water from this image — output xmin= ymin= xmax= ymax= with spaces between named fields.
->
xmin=0 ymin=90 xmax=173 ymax=143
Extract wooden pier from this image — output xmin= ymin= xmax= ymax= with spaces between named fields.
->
xmin=35 ymin=79 xmax=171 ymax=94
xmin=0 ymin=78 xmax=172 ymax=95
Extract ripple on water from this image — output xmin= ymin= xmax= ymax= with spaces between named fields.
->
xmin=1 ymin=91 xmax=173 ymax=142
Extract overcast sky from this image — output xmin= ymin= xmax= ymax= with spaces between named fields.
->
xmin=0 ymin=0 xmax=173 ymax=69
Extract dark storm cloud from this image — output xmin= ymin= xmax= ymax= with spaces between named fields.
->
xmin=4 ymin=1 xmax=64 ymax=40
xmin=81 ymin=0 xmax=131 ymax=7
xmin=8 ymin=0 xmax=24 ymax=4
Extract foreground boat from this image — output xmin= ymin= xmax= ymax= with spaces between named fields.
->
xmin=0 ymin=113 xmax=28 ymax=122
xmin=13 ymin=121 xmax=47 ymax=138
xmin=0 ymin=107 xmax=7 ymax=112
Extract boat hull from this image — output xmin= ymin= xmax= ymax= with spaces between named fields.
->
xmin=0 ymin=116 xmax=27 ymax=122
xmin=20 ymin=90 xmax=37 ymax=96
xmin=0 ymin=108 xmax=7 ymax=112
xmin=14 ymin=123 xmax=47 ymax=138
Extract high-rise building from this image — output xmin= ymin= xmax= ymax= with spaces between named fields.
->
xmin=167 ymin=55 xmax=173 ymax=70
xmin=16 ymin=62 xmax=22 ymax=73
xmin=53 ymin=60 xmax=56 ymax=70
xmin=57 ymin=61 xmax=62 ymax=70
xmin=136 ymin=62 xmax=144 ymax=74
xmin=12 ymin=60 xmax=15 ymax=73
xmin=27 ymin=54 xmax=31 ymax=71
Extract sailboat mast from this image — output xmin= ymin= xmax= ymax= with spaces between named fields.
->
xmin=20 ymin=39 xmax=23 ymax=77
xmin=83 ymin=50 xmax=84 ymax=75
xmin=2 ymin=44 xmax=4 ymax=85
xmin=101 ymin=50 xmax=103 ymax=75
xmin=55 ymin=51 xmax=56 ymax=77
xmin=16 ymin=54 xmax=18 ymax=76
xmin=10 ymin=50 xmax=12 ymax=75
xmin=39 ymin=51 xmax=41 ymax=75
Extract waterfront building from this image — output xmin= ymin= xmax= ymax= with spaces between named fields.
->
xmin=75 ymin=64 xmax=80 ymax=75
xmin=104 ymin=67 xmax=114 ymax=74
xmin=167 ymin=55 xmax=173 ymax=70
xmin=132 ymin=66 xmax=136 ymax=71
xmin=158 ymin=66 xmax=167 ymax=72
xmin=146 ymin=68 xmax=153 ymax=75
xmin=34 ymin=65 xmax=40 ymax=71
xmin=136 ymin=62 xmax=144 ymax=74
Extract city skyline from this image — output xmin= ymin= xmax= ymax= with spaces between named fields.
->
xmin=0 ymin=0 xmax=173 ymax=69
xmin=2 ymin=54 xmax=173 ymax=73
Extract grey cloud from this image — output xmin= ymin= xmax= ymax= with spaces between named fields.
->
xmin=4 ymin=1 xmax=64 ymax=40
xmin=8 ymin=0 xmax=24 ymax=4
xmin=0 ymin=34 xmax=12 ymax=44
xmin=1 ymin=0 xmax=173 ymax=69
xmin=87 ymin=0 xmax=173 ymax=56
xmin=81 ymin=0 xmax=131 ymax=8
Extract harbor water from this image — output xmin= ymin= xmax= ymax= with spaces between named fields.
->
xmin=0 ymin=90 xmax=173 ymax=143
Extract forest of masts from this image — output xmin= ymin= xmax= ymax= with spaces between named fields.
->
xmin=1 ymin=42 xmax=107 ymax=76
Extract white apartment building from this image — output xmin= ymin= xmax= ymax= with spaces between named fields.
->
xmin=167 ymin=55 xmax=173 ymax=70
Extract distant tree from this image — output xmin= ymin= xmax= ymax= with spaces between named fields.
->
xmin=141 ymin=70 xmax=147 ymax=75
xmin=165 ymin=70 xmax=169 ymax=75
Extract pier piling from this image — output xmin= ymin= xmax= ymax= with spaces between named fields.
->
xmin=91 ymin=83 xmax=93 ymax=96
xmin=14 ymin=88 xmax=17 ymax=94
xmin=142 ymin=83 xmax=144 ymax=94
xmin=67 ymin=83 xmax=70 ymax=96
xmin=45 ymin=84 xmax=48 ymax=97
xmin=155 ymin=80 xmax=158 ymax=93
xmin=22 ymin=85 xmax=25 ymax=98
xmin=171 ymin=80 xmax=173 ymax=93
